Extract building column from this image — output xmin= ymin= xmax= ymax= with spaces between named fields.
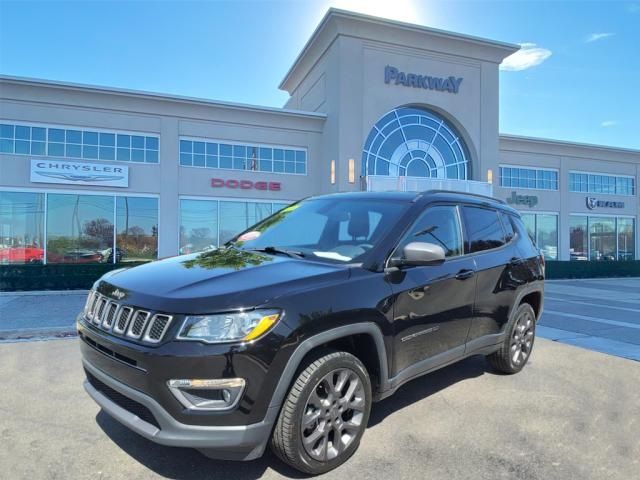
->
xmin=157 ymin=117 xmax=179 ymax=258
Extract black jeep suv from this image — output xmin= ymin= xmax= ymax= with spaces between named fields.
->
xmin=78 ymin=191 xmax=544 ymax=474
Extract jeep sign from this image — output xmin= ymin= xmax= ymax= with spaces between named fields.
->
xmin=506 ymin=191 xmax=538 ymax=208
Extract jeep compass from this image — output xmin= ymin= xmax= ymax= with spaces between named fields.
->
xmin=78 ymin=190 xmax=544 ymax=474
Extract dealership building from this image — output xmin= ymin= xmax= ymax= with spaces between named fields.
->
xmin=1 ymin=8 xmax=638 ymax=267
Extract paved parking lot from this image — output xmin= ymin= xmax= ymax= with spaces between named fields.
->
xmin=538 ymin=278 xmax=640 ymax=361
xmin=0 ymin=336 xmax=638 ymax=479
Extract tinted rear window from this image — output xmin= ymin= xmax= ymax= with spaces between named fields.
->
xmin=499 ymin=211 xmax=515 ymax=242
xmin=462 ymin=206 xmax=506 ymax=253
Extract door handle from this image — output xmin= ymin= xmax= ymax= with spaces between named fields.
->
xmin=455 ymin=269 xmax=475 ymax=280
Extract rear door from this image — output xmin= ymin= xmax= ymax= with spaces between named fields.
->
xmin=389 ymin=204 xmax=477 ymax=376
xmin=461 ymin=206 xmax=521 ymax=346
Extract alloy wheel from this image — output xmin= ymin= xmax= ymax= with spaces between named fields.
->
xmin=511 ymin=309 xmax=535 ymax=366
xmin=301 ymin=368 xmax=366 ymax=461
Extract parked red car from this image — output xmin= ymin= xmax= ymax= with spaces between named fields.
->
xmin=0 ymin=246 xmax=44 ymax=264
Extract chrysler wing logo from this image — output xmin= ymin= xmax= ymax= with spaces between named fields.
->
xmin=111 ymin=289 xmax=126 ymax=300
xmin=586 ymin=197 xmax=598 ymax=210
xmin=35 ymin=171 xmax=125 ymax=183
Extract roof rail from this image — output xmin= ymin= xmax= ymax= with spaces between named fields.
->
xmin=422 ymin=189 xmax=506 ymax=204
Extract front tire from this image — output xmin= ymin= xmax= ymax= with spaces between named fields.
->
xmin=487 ymin=303 xmax=536 ymax=374
xmin=271 ymin=350 xmax=372 ymax=475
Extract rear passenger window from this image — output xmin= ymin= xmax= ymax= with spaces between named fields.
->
xmin=499 ymin=211 xmax=515 ymax=242
xmin=462 ymin=206 xmax=506 ymax=253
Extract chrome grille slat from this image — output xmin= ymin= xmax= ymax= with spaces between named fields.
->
xmin=127 ymin=311 xmax=151 ymax=339
xmin=114 ymin=306 xmax=133 ymax=334
xmin=143 ymin=315 xmax=173 ymax=343
xmin=82 ymin=290 xmax=172 ymax=344
xmin=102 ymin=302 xmax=119 ymax=330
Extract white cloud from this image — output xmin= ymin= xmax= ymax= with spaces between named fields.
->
xmin=601 ymin=120 xmax=618 ymax=128
xmin=500 ymin=43 xmax=552 ymax=71
xmin=585 ymin=32 xmax=615 ymax=43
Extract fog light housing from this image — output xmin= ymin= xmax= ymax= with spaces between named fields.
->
xmin=167 ymin=378 xmax=246 ymax=411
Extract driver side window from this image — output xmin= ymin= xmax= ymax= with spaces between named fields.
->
xmin=394 ymin=205 xmax=463 ymax=259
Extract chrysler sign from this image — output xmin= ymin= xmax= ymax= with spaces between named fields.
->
xmin=384 ymin=65 xmax=463 ymax=94
xmin=30 ymin=160 xmax=129 ymax=187
xmin=586 ymin=197 xmax=624 ymax=209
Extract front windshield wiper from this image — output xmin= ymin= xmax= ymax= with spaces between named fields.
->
xmin=245 ymin=246 xmax=305 ymax=259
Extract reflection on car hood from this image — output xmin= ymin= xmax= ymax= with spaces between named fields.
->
xmin=97 ymin=248 xmax=349 ymax=314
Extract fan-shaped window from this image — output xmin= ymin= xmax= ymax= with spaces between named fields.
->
xmin=362 ymin=107 xmax=469 ymax=180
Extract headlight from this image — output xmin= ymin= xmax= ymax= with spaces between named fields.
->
xmin=177 ymin=309 xmax=281 ymax=343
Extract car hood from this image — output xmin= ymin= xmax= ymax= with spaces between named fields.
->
xmin=96 ymin=248 xmax=349 ymax=314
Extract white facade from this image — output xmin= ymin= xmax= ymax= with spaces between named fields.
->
xmin=0 ymin=9 xmax=638 ymax=264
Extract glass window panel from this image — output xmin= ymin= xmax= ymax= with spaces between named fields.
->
xmin=48 ymin=142 xmax=64 ymax=156
xmin=220 ymin=144 xmax=232 ymax=156
xmin=259 ymin=147 xmax=272 ymax=159
xmin=193 ymin=154 xmax=205 ymax=167
xmin=33 ymin=141 xmax=47 ymax=155
xmin=49 ymin=128 xmax=64 ymax=142
xmin=145 ymin=137 xmax=159 ymax=150
xmin=569 ymin=216 xmax=588 ymax=261
xmin=66 ymin=143 xmax=82 ymax=158
xmin=66 ymin=130 xmax=82 ymax=144
xmin=537 ymin=214 xmax=558 ymax=260
xmin=0 ymin=192 xmax=45 ymax=264
xmin=273 ymin=161 xmax=284 ymax=173
xmin=295 ymin=150 xmax=306 ymax=163
xmin=100 ymin=133 xmax=116 ymax=146
xmin=116 ymin=197 xmax=158 ymax=263
xmin=83 ymin=131 xmax=99 ymax=145
xmin=193 ymin=141 xmax=205 ymax=154
xmin=0 ymin=138 xmax=14 ymax=153
xmin=206 ymin=142 xmax=217 ymax=155
xmin=234 ymin=145 xmax=247 ymax=158
xmin=116 ymin=148 xmax=130 ymax=161
xmin=0 ymin=124 xmax=14 ymax=138
xmin=131 ymin=136 xmax=145 ymax=149
xmin=46 ymin=194 xmax=114 ymax=264
xmin=83 ymin=145 xmax=99 ymax=159
xmin=259 ymin=160 xmax=273 ymax=172
xmin=220 ymin=156 xmax=232 ymax=168
xmin=285 ymin=150 xmax=295 ymax=162
xmin=274 ymin=149 xmax=284 ymax=160
xmin=284 ymin=162 xmax=295 ymax=173
xmin=219 ymin=201 xmax=250 ymax=244
xmin=15 ymin=140 xmax=30 ymax=154
xmin=206 ymin=155 xmax=218 ymax=168
xmin=617 ymin=218 xmax=635 ymax=261
xmin=99 ymin=146 xmax=115 ymax=160
xmin=117 ymin=134 xmax=131 ymax=148
xmin=462 ymin=207 xmax=505 ymax=253
xmin=145 ymin=150 xmax=158 ymax=163
xmin=589 ymin=217 xmax=616 ymax=261
xmin=233 ymin=158 xmax=245 ymax=170
xmin=179 ymin=199 xmax=219 ymax=253
xmin=31 ymin=127 xmax=46 ymax=141
xmin=131 ymin=149 xmax=145 ymax=162
xmin=180 ymin=140 xmax=192 ymax=153
xmin=396 ymin=205 xmax=463 ymax=258
xmin=179 ymin=152 xmax=192 ymax=166
xmin=295 ymin=163 xmax=306 ymax=174
xmin=15 ymin=125 xmax=30 ymax=140
xmin=520 ymin=214 xmax=536 ymax=243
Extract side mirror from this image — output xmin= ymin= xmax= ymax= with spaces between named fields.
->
xmin=389 ymin=242 xmax=446 ymax=268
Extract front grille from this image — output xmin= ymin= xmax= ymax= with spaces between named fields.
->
xmin=82 ymin=290 xmax=173 ymax=345
xmin=85 ymin=369 xmax=160 ymax=429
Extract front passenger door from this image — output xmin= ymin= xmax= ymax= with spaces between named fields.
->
xmin=389 ymin=205 xmax=476 ymax=376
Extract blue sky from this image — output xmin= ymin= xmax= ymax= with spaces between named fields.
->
xmin=0 ymin=0 xmax=638 ymax=149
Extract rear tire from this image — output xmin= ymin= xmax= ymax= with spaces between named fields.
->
xmin=488 ymin=303 xmax=536 ymax=374
xmin=271 ymin=350 xmax=372 ymax=475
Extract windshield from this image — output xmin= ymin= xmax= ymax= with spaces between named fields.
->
xmin=227 ymin=197 xmax=410 ymax=264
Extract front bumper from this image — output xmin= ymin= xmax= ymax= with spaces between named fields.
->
xmin=83 ymin=359 xmax=278 ymax=460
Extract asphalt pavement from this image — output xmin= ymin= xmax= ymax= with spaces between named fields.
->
xmin=0 ymin=336 xmax=637 ymax=479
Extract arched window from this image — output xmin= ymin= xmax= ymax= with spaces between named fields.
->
xmin=362 ymin=106 xmax=469 ymax=180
